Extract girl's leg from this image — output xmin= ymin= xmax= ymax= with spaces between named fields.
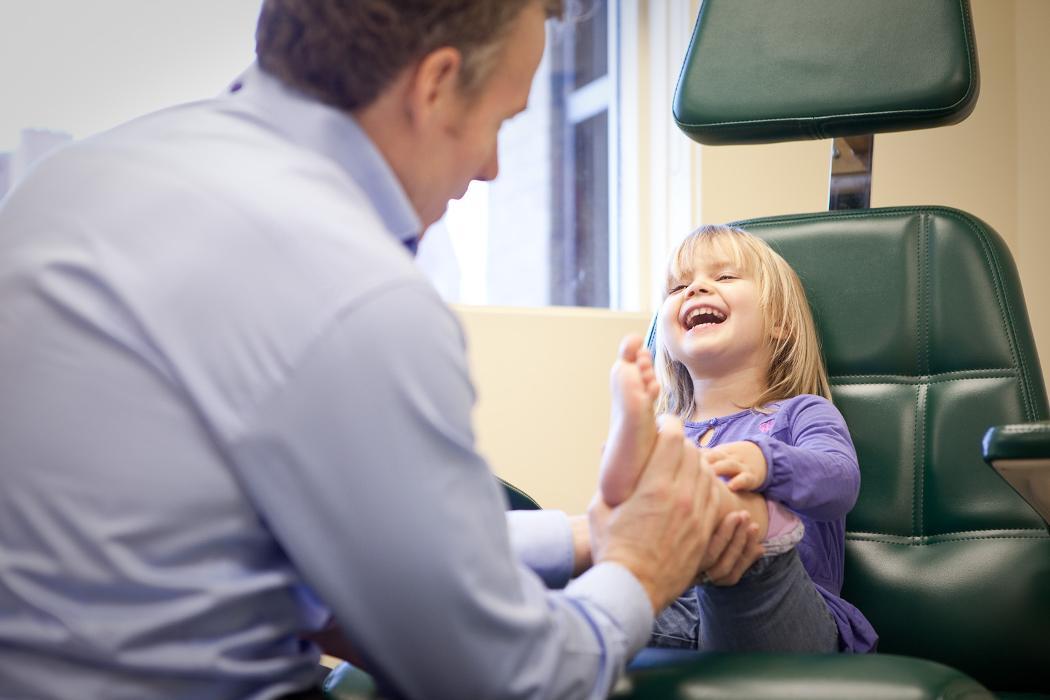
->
xmin=650 ymin=593 xmax=701 ymax=649
xmin=695 ymin=549 xmax=838 ymax=652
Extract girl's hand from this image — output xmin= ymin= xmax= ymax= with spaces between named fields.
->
xmin=701 ymin=441 xmax=768 ymax=492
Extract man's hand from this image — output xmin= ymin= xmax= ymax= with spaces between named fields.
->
xmin=702 ymin=440 xmax=767 ymax=492
xmin=589 ymin=418 xmax=721 ymax=613
xmin=695 ymin=510 xmax=764 ymax=586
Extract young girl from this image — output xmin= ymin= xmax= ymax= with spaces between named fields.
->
xmin=599 ymin=224 xmax=877 ymax=653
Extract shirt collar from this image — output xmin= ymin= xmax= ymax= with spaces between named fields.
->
xmin=225 ymin=63 xmax=422 ymax=250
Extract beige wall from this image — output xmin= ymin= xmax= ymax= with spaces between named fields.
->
xmin=462 ymin=0 xmax=1049 ymax=513
xmin=873 ymin=0 xmax=1018 ymax=242
xmin=457 ymin=306 xmax=651 ymax=513
xmin=1015 ymin=0 xmax=1050 ymax=399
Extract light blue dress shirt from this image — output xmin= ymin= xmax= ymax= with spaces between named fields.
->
xmin=0 ymin=65 xmax=652 ymax=699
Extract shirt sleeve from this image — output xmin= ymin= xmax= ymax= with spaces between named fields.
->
xmin=507 ymin=510 xmax=575 ymax=589
xmin=751 ymin=396 xmax=861 ymax=521
xmin=226 ymin=279 xmax=653 ymax=700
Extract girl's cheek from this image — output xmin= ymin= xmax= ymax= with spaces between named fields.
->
xmin=658 ymin=297 xmax=678 ymax=324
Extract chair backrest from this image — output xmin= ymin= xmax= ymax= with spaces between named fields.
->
xmin=731 ymin=206 xmax=1048 ymax=691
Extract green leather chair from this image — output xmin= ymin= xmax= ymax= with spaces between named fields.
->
xmin=629 ymin=206 xmax=1050 ymax=698
xmin=499 ymin=476 xmax=542 ymax=512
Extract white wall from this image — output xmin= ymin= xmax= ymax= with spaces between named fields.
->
xmin=0 ymin=1 xmax=261 ymax=152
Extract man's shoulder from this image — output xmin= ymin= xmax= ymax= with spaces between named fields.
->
xmin=88 ymin=98 xmax=367 ymax=212
xmin=25 ymin=100 xmax=435 ymax=436
xmin=79 ymin=98 xmax=415 ymax=292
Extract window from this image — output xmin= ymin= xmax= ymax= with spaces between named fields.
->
xmin=417 ymin=0 xmax=626 ymax=309
xmin=419 ymin=0 xmax=699 ymax=314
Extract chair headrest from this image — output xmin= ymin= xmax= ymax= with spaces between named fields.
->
xmin=674 ymin=0 xmax=979 ymax=145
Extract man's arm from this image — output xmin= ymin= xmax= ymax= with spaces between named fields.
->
xmin=227 ymin=281 xmax=655 ymax=700
xmin=510 ymin=505 xmax=763 ymax=592
xmin=503 ymin=505 xmax=579 ymax=587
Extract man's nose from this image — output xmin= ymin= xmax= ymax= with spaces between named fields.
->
xmin=476 ymin=150 xmax=499 ymax=182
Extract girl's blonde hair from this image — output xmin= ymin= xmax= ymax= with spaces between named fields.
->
xmin=655 ymin=224 xmax=831 ymax=418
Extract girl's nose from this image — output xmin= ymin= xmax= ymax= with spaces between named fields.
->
xmin=686 ymin=282 xmax=710 ymax=297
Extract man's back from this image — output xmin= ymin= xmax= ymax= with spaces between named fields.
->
xmin=0 ymin=84 xmax=417 ymax=698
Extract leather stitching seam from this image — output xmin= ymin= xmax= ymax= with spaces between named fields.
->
xmin=937 ymin=212 xmax=1037 ymax=421
xmin=912 ymin=384 xmax=920 ymax=536
xmin=920 ymin=212 xmax=931 ymax=377
xmin=831 ymin=369 xmax=1015 ymax=382
xmin=848 ymin=537 xmax=1045 ymax=545
xmin=847 ymin=534 xmax=1048 ymax=545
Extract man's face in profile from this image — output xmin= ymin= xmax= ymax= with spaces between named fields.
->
xmin=416 ymin=2 xmax=547 ymax=229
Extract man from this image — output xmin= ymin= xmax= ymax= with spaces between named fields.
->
xmin=0 ymin=2 xmax=759 ymax=697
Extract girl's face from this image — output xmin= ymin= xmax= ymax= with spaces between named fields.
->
xmin=659 ymin=248 xmax=771 ymax=381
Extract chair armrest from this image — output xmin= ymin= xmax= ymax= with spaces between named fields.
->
xmin=983 ymin=422 xmax=1050 ymax=461
xmin=620 ymin=650 xmax=994 ymax=700
xmin=983 ymin=422 xmax=1050 ymax=526
xmin=322 ymin=652 xmax=996 ymax=700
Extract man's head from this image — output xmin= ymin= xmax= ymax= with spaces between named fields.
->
xmin=256 ymin=0 xmax=563 ymax=228
xmin=257 ymin=0 xmax=563 ymax=113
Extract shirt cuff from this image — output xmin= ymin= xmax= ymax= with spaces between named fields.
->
xmin=565 ymin=561 xmax=654 ymax=659
xmin=747 ymin=436 xmax=778 ymax=493
xmin=506 ymin=509 xmax=574 ymax=589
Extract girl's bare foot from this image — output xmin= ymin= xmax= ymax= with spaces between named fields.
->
xmin=599 ymin=335 xmax=660 ymax=506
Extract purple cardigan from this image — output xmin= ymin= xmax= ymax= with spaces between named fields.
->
xmin=684 ymin=394 xmax=878 ymax=653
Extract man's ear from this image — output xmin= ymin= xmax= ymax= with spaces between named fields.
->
xmin=406 ymin=46 xmax=464 ymax=129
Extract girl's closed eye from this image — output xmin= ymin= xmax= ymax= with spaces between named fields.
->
xmin=667 ymin=284 xmax=687 ymax=295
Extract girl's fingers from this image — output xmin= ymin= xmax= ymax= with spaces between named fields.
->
xmin=727 ymin=473 xmax=754 ymax=491
xmin=710 ymin=457 xmax=741 ymax=476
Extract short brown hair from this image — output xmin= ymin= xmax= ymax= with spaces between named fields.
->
xmin=256 ymin=0 xmax=564 ymax=113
